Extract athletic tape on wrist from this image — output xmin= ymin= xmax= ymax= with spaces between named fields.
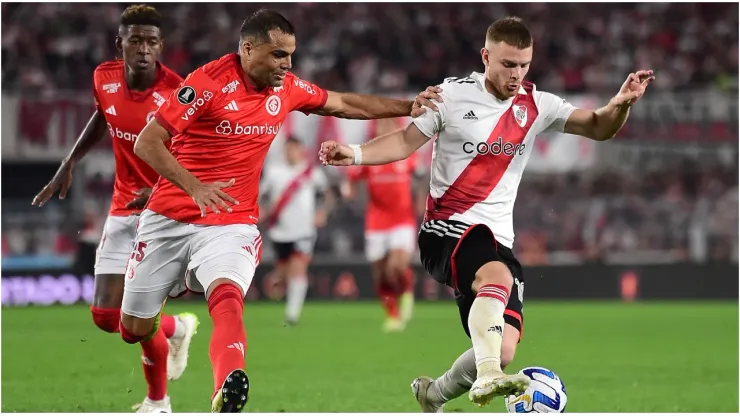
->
xmin=349 ymin=144 xmax=363 ymax=165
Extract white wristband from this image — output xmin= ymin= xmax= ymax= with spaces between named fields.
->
xmin=349 ymin=144 xmax=363 ymax=165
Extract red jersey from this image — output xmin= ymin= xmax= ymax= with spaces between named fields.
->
xmin=148 ymin=53 xmax=328 ymax=225
xmin=93 ymin=60 xmax=182 ymax=216
xmin=348 ymin=152 xmax=419 ymax=231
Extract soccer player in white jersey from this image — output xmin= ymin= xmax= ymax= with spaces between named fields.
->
xmin=260 ymin=136 xmax=332 ymax=325
xmin=319 ymin=16 xmax=653 ymax=410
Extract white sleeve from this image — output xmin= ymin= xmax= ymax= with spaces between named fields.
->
xmin=412 ymin=91 xmax=448 ymax=138
xmin=536 ymin=91 xmax=577 ymax=133
xmin=312 ymin=168 xmax=329 ymax=191
xmin=259 ymin=170 xmax=273 ymax=199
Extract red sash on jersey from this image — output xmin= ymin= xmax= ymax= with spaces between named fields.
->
xmin=266 ymin=165 xmax=314 ymax=228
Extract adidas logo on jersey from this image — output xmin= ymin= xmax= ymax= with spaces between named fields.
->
xmin=105 ymin=106 xmax=117 ymax=116
xmin=224 ymin=100 xmax=239 ymax=111
xmin=463 ymin=110 xmax=477 ymax=120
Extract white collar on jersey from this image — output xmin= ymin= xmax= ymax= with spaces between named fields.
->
xmin=470 ymin=72 xmax=528 ymax=95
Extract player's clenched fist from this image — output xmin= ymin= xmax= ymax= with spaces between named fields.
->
xmin=318 ymin=141 xmax=355 ymax=166
xmin=187 ymin=178 xmax=240 ymax=217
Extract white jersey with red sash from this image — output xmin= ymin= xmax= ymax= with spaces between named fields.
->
xmin=413 ymin=72 xmax=576 ymax=248
xmin=260 ymin=162 xmax=328 ymax=242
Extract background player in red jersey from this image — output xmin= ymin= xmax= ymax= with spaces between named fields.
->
xmin=119 ymin=9 xmax=440 ymax=413
xmin=342 ymin=118 xmax=425 ymax=332
xmin=31 ymin=5 xmax=199 ymax=413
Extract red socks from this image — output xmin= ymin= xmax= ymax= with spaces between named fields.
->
xmin=208 ymin=284 xmax=247 ymax=396
xmin=119 ymin=320 xmax=169 ymax=401
xmin=377 ymin=281 xmax=400 ymax=319
xmin=140 ymin=328 xmax=169 ymax=401
xmin=160 ymin=314 xmax=176 ymax=338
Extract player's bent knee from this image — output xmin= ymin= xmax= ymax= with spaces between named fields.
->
xmin=472 ymin=261 xmax=513 ymax=292
xmin=119 ymin=313 xmax=154 ymax=343
xmin=90 ymin=306 xmax=121 ymax=333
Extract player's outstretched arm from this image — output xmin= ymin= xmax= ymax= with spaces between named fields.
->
xmin=319 ymin=123 xmax=430 ymax=167
xmin=313 ymin=90 xmax=441 ymax=120
xmin=32 ymin=110 xmax=109 ymax=207
xmin=564 ymin=70 xmax=655 ymax=141
xmin=134 ymin=119 xmax=239 ymax=217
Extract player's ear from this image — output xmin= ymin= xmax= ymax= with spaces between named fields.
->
xmin=480 ymin=48 xmax=489 ymax=66
xmin=240 ymin=40 xmax=254 ymax=58
xmin=115 ymin=36 xmax=123 ymax=55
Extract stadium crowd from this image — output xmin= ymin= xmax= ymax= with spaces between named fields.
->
xmin=2 ymin=3 xmax=737 ymax=94
xmin=1 ymin=2 xmax=736 ymax=265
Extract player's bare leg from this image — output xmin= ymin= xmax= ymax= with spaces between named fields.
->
xmin=412 ymin=325 xmax=520 ymax=412
xmin=385 ymin=248 xmax=415 ymax=325
xmin=207 ymin=279 xmax=250 ymax=413
xmin=467 ymin=263 xmax=528 ymax=406
xmin=284 ymin=254 xmax=310 ymax=326
xmin=373 ymin=257 xmax=403 ymax=331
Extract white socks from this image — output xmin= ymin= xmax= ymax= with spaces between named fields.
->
xmin=467 ymin=284 xmax=510 ymax=377
xmin=428 ymin=348 xmax=477 ymax=404
xmin=286 ymin=276 xmax=309 ymax=323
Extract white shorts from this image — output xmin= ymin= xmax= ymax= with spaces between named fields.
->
xmin=365 ymin=225 xmax=417 ymax=262
xmin=122 ymin=209 xmax=262 ymax=319
xmin=95 ymin=215 xmax=139 ymax=275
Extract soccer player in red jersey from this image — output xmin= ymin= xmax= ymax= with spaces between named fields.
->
xmin=343 ymin=118 xmax=424 ymax=332
xmin=32 ymin=5 xmax=199 ymax=412
xmin=119 ymin=9 xmax=440 ymax=413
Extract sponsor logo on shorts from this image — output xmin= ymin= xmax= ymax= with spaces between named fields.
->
xmin=463 ymin=137 xmax=526 ymax=156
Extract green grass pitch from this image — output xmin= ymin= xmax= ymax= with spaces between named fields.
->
xmin=2 ymin=301 xmax=737 ymax=412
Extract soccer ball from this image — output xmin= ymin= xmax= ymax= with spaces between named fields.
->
xmin=504 ymin=367 xmax=567 ymax=413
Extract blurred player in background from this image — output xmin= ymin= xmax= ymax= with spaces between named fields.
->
xmin=342 ymin=118 xmax=423 ymax=332
xmin=31 ymin=5 xmax=199 ymax=413
xmin=260 ymin=136 xmax=333 ymax=326
xmin=320 ymin=16 xmax=653 ymax=410
xmin=121 ymin=9 xmax=439 ymax=413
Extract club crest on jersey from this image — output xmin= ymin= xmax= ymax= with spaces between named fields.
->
xmin=266 ymin=95 xmax=281 ymax=116
xmin=222 ymin=80 xmax=240 ymax=94
xmin=103 ymin=82 xmax=121 ymax=94
xmin=513 ymin=104 xmax=528 ymax=128
xmin=177 ymin=86 xmax=197 ymax=105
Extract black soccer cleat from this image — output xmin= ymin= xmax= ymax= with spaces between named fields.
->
xmin=211 ymin=369 xmax=250 ymax=413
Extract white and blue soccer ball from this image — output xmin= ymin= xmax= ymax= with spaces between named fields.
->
xmin=504 ymin=367 xmax=567 ymax=413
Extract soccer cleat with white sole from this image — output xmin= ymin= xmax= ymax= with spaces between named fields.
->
xmin=167 ymin=312 xmax=200 ymax=381
xmin=211 ymin=368 xmax=250 ymax=413
xmin=468 ymin=372 xmax=530 ymax=407
xmin=132 ymin=396 xmax=172 ymax=413
xmin=411 ymin=376 xmax=444 ymax=413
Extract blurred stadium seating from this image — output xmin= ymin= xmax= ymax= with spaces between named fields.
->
xmin=1 ymin=2 xmax=737 ymax=271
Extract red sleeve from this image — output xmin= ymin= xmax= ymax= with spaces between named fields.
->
xmin=92 ymin=75 xmax=102 ymax=113
xmin=154 ymin=69 xmax=220 ymax=136
xmin=347 ymin=165 xmax=367 ymax=181
xmin=288 ymin=75 xmax=329 ymax=115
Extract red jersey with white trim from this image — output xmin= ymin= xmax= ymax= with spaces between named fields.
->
xmin=148 ymin=53 xmax=328 ymax=225
xmin=412 ymin=72 xmax=576 ymax=248
xmin=348 ymin=151 xmax=418 ymax=231
xmin=93 ymin=60 xmax=182 ymax=216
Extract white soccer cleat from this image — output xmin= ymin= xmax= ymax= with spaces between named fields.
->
xmin=411 ymin=376 xmax=444 ymax=413
xmin=132 ymin=396 xmax=172 ymax=413
xmin=468 ymin=372 xmax=530 ymax=407
xmin=383 ymin=317 xmax=406 ymax=333
xmin=167 ymin=312 xmax=200 ymax=381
